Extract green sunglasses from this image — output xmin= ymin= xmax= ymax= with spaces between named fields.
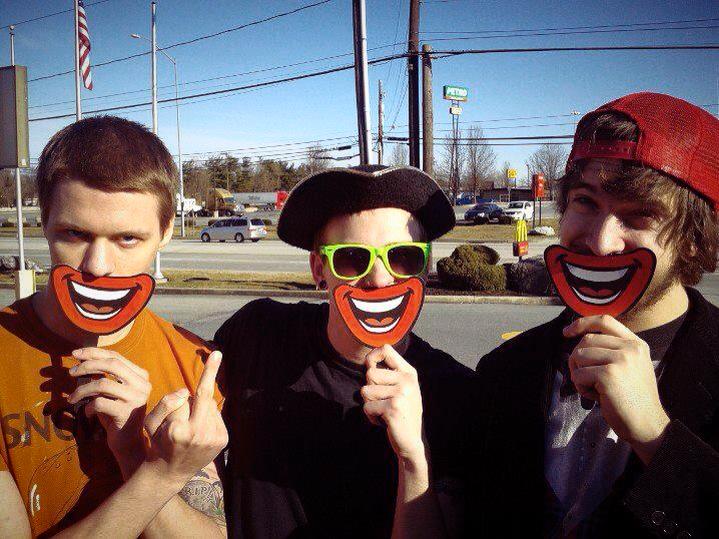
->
xmin=319 ymin=242 xmax=431 ymax=280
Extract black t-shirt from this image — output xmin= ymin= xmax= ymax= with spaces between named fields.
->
xmin=214 ymin=298 xmax=475 ymax=539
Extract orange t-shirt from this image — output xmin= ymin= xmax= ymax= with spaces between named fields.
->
xmin=0 ymin=297 xmax=220 ymax=537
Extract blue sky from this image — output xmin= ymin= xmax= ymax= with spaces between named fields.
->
xmin=1 ymin=0 xmax=717 ymax=182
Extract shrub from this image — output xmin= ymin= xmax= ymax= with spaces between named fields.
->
xmin=504 ymin=256 xmax=556 ymax=295
xmin=437 ymin=244 xmax=507 ymax=291
xmin=452 ymin=244 xmax=500 ymax=265
xmin=1 ymin=221 xmax=14 ymax=228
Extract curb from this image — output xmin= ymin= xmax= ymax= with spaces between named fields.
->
xmin=0 ymin=282 xmax=562 ymax=305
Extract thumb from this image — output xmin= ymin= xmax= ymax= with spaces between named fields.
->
xmin=144 ymin=388 xmax=190 ymax=437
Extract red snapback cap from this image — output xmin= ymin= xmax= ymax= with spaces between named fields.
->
xmin=566 ymin=92 xmax=719 ymax=209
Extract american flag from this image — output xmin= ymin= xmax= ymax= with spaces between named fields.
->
xmin=77 ymin=0 xmax=93 ymax=90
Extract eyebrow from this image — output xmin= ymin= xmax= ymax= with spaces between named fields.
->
xmin=567 ymin=180 xmax=598 ymax=193
xmin=53 ymin=221 xmax=151 ymax=238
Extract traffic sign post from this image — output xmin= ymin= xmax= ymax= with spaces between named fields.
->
xmin=444 ymin=83 xmax=468 ymax=205
xmin=513 ymin=219 xmax=529 ymax=260
xmin=443 ymin=85 xmax=468 ymax=102
xmin=507 ymin=168 xmax=517 ymax=201
xmin=532 ymin=173 xmax=545 ymax=228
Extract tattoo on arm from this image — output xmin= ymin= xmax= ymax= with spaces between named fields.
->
xmin=179 ymin=469 xmax=226 ymax=527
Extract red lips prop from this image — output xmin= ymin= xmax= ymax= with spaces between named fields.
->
xmin=544 ymin=245 xmax=656 ymax=318
xmin=333 ymin=277 xmax=425 ymax=348
xmin=50 ymin=265 xmax=156 ymax=335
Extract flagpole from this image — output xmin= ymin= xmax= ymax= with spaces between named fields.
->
xmin=74 ymin=0 xmax=82 ymax=120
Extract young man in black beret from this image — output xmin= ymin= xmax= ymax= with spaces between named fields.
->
xmin=466 ymin=93 xmax=719 ymax=538
xmin=214 ymin=165 xmax=474 ymax=538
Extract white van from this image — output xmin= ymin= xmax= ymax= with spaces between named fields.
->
xmin=199 ymin=217 xmax=268 ymax=243
xmin=502 ymin=201 xmax=534 ymax=221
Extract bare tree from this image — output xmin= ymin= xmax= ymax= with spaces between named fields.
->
xmin=464 ymin=125 xmax=496 ymax=196
xmin=0 ymin=169 xmax=14 ymax=207
xmin=305 ymin=145 xmax=330 ymax=176
xmin=526 ymin=143 xmax=569 ymax=199
xmin=440 ymin=127 xmax=466 ymax=201
xmin=182 ymin=160 xmax=212 ymax=201
xmin=389 ymin=143 xmax=408 ymax=166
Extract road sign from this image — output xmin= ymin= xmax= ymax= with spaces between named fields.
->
xmin=507 ymin=168 xmax=517 ymax=179
xmin=532 ymin=173 xmax=545 ymax=198
xmin=443 ymin=85 xmax=468 ymax=102
xmin=449 ymin=105 xmax=462 ymax=116
xmin=513 ymin=219 xmax=529 ymax=258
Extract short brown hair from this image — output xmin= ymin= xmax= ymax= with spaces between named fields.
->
xmin=36 ymin=115 xmax=177 ymax=230
xmin=557 ymin=112 xmax=719 ymax=286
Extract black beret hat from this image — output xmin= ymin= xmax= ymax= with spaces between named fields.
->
xmin=277 ymin=165 xmax=455 ymax=250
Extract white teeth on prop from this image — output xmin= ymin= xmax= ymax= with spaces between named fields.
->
xmin=74 ymin=303 xmax=121 ymax=320
xmin=358 ymin=317 xmax=402 ymax=334
xmin=350 ymin=295 xmax=404 ymax=314
xmin=70 ymin=281 xmax=131 ymax=301
xmin=573 ymin=288 xmax=622 ymax=305
xmin=565 ymin=263 xmax=629 ymax=283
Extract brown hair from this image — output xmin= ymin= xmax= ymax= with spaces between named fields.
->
xmin=36 ymin=115 xmax=177 ymax=231
xmin=556 ymin=112 xmax=719 ymax=286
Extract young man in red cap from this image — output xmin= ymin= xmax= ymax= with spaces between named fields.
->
xmin=465 ymin=93 xmax=719 ymax=538
xmin=215 ymin=165 xmax=474 ymax=538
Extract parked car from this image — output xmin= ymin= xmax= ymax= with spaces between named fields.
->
xmin=501 ymin=200 xmax=534 ymax=222
xmin=199 ymin=217 xmax=267 ymax=243
xmin=464 ymin=203 xmax=504 ymax=224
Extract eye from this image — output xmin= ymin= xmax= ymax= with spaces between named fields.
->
xmin=118 ymin=235 xmax=140 ymax=247
xmin=622 ymin=211 xmax=657 ymax=230
xmin=64 ymin=229 xmax=86 ymax=240
xmin=569 ymin=194 xmax=596 ymax=210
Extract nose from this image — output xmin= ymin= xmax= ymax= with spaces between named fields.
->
xmin=360 ymin=255 xmax=396 ymax=289
xmin=78 ymin=239 xmax=114 ymax=277
xmin=583 ymin=214 xmax=626 ymax=256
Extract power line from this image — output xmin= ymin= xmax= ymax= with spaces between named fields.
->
xmin=29 ymin=41 xmax=404 ymax=109
xmin=29 ymin=53 xmax=405 ymax=122
xmin=28 ymin=0 xmax=335 ymax=83
xmin=423 ymin=24 xmax=719 ymax=43
xmin=431 ymin=44 xmax=719 ymax=59
xmin=162 ymin=0 xmax=332 ymax=51
xmin=420 ymin=17 xmax=719 ymax=35
xmin=0 ymin=0 xmax=113 ymax=30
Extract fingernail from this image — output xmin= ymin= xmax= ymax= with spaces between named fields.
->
xmin=69 ymin=365 xmax=78 ymax=374
xmin=72 ymin=349 xmax=83 ymax=358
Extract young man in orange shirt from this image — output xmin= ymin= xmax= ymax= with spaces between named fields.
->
xmin=0 ymin=116 xmax=227 ymax=537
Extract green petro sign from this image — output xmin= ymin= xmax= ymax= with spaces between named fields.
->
xmin=443 ymin=85 xmax=468 ymax=102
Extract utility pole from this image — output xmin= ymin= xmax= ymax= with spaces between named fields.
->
xmin=407 ymin=0 xmax=420 ymax=168
xmin=377 ymin=80 xmax=384 ymax=165
xmin=9 ymin=26 xmax=25 ymax=276
xmin=352 ymin=0 xmax=372 ymax=164
xmin=421 ymin=44 xmax=433 ymax=177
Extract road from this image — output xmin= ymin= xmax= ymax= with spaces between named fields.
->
xmin=0 ymin=236 xmax=556 ymax=273
xmin=0 ymin=287 xmax=716 ymax=370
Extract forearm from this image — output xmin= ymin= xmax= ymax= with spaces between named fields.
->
xmin=391 ymin=450 xmax=447 ymax=539
xmin=142 ymin=494 xmax=226 ymax=539
xmin=52 ymin=462 xmax=183 ymax=539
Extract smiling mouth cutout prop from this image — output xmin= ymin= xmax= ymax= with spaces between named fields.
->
xmin=51 ymin=265 xmax=156 ymax=335
xmin=544 ymin=245 xmax=656 ymax=318
xmin=333 ymin=277 xmax=425 ymax=348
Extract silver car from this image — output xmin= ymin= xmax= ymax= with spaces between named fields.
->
xmin=200 ymin=217 xmax=268 ymax=243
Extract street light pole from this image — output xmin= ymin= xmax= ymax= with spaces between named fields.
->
xmin=174 ymin=60 xmax=185 ymax=238
xmin=149 ymin=1 xmax=164 ymax=281
xmin=131 ymin=32 xmax=184 ymax=238
xmin=9 ymin=26 xmax=25 ymax=275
